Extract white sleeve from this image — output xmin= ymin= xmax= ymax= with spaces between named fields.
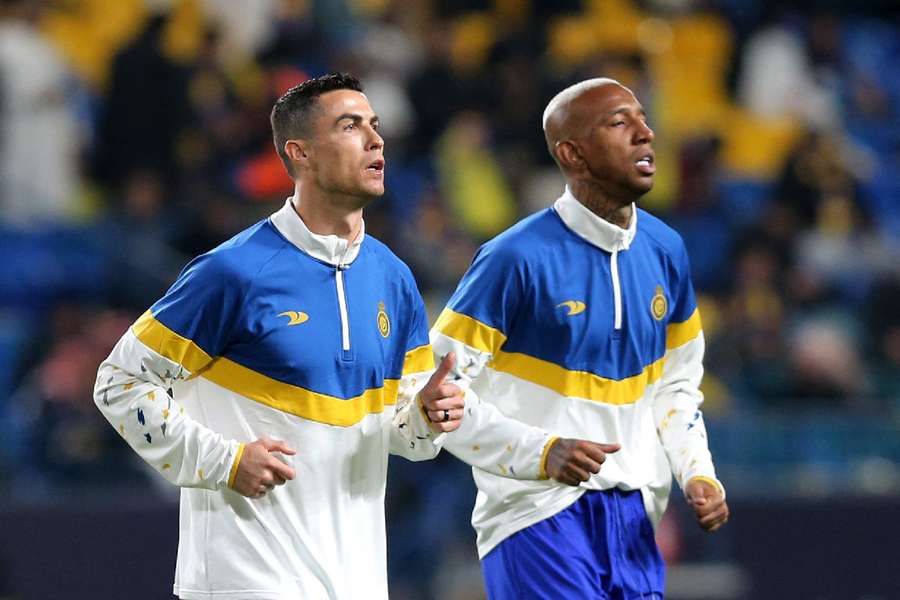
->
xmin=389 ymin=360 xmax=441 ymax=462
xmin=430 ymin=330 xmax=557 ymax=480
xmin=94 ymin=326 xmax=243 ymax=491
xmin=653 ymin=332 xmax=725 ymax=496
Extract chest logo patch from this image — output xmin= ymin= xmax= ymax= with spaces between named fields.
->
xmin=557 ymin=300 xmax=587 ymax=316
xmin=377 ymin=301 xmax=391 ymax=338
xmin=278 ymin=311 xmax=309 ymax=326
xmin=651 ymin=286 xmax=667 ymax=321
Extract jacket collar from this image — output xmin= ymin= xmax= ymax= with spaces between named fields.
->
xmin=553 ymin=186 xmax=637 ymax=253
xmin=270 ymin=197 xmax=364 ymax=266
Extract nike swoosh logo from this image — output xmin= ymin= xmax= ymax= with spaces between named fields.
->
xmin=557 ymin=301 xmax=586 ymax=316
xmin=278 ymin=311 xmax=309 ymax=326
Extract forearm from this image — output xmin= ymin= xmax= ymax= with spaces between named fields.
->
xmin=654 ymin=334 xmax=723 ymax=492
xmin=94 ymin=329 xmax=242 ymax=490
xmin=430 ymin=331 xmax=554 ymax=479
xmin=442 ymin=386 xmax=555 ymax=479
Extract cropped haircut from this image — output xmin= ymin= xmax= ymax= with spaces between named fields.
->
xmin=270 ymin=73 xmax=363 ymax=177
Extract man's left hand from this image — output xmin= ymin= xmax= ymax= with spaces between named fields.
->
xmin=418 ymin=352 xmax=465 ymax=433
xmin=685 ymin=477 xmax=729 ymax=532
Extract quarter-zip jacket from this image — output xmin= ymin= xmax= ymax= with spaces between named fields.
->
xmin=94 ymin=199 xmax=444 ymax=600
xmin=431 ymin=187 xmax=724 ymax=558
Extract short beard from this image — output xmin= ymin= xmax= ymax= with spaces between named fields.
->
xmin=319 ymin=178 xmax=383 ymax=212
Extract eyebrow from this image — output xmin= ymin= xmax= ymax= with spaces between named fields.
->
xmin=607 ymin=106 xmax=647 ymax=118
xmin=334 ymin=113 xmax=379 ymax=126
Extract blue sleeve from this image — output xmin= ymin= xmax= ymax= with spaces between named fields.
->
xmin=668 ymin=239 xmax=698 ymax=325
xmin=396 ymin=270 xmax=435 ymax=375
xmin=445 ymin=243 xmax=525 ymax=339
xmin=149 ymin=251 xmax=247 ymax=357
xmin=406 ymin=291 xmax=431 ymax=353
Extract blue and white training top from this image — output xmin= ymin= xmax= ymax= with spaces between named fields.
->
xmin=431 ymin=187 xmax=724 ymax=558
xmin=95 ymin=199 xmax=447 ymax=600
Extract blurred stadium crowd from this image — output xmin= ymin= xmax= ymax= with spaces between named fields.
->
xmin=1 ymin=0 xmax=899 ymax=597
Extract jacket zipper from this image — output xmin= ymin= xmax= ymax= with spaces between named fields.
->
xmin=335 ymin=265 xmax=351 ymax=353
xmin=611 ymin=247 xmax=622 ymax=330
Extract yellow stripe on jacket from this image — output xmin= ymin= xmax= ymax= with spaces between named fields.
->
xmin=132 ymin=310 xmax=400 ymax=427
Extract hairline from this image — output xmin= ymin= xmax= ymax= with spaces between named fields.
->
xmin=270 ymin=75 xmax=365 ymax=177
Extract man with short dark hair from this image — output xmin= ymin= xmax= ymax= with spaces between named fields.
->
xmin=432 ymin=78 xmax=730 ymax=598
xmin=94 ymin=73 xmax=466 ymax=599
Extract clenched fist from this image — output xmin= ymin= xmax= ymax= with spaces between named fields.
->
xmin=685 ymin=477 xmax=729 ymax=532
xmin=544 ymin=438 xmax=621 ymax=486
xmin=230 ymin=438 xmax=297 ymax=498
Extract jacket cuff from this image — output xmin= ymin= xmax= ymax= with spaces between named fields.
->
xmin=538 ymin=436 xmax=560 ymax=480
xmin=227 ymin=442 xmax=246 ymax=489
xmin=687 ymin=475 xmax=726 ymax=500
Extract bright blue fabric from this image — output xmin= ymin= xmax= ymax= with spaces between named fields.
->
xmin=149 ymin=218 xmax=429 ymax=400
xmin=445 ymin=207 xmax=697 ymax=382
xmin=481 ymin=489 xmax=664 ymax=600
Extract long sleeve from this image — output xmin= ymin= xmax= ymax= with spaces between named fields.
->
xmin=94 ymin=251 xmax=246 ymax=490
xmin=430 ymin=327 xmax=556 ymax=480
xmin=653 ymin=326 xmax=723 ymax=494
xmin=388 ymin=283 xmax=442 ymax=461
xmin=653 ymin=241 xmax=724 ymax=495
xmin=390 ymin=344 xmax=442 ymax=461
xmin=94 ymin=319 xmax=242 ymax=490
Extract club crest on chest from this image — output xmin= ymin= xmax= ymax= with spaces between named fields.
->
xmin=377 ymin=301 xmax=391 ymax=338
xmin=651 ymin=286 xmax=667 ymax=321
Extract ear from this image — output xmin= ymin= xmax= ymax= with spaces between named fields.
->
xmin=555 ymin=140 xmax=584 ymax=171
xmin=284 ymin=139 xmax=310 ymax=170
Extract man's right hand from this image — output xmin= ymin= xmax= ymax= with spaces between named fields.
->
xmin=231 ymin=438 xmax=297 ymax=498
xmin=544 ymin=438 xmax=620 ymax=486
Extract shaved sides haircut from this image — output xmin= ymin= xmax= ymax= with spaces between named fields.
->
xmin=270 ymin=72 xmax=363 ymax=176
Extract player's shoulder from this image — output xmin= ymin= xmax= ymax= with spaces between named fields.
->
xmin=636 ymin=208 xmax=687 ymax=258
xmin=191 ymin=218 xmax=289 ymax=284
xmin=478 ymin=208 xmax=561 ymax=265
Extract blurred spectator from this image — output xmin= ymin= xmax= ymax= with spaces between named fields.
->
xmin=6 ymin=306 xmax=148 ymax=495
xmin=99 ymin=169 xmax=188 ymax=311
xmin=435 ymin=111 xmax=517 ymax=241
xmin=785 ymin=317 xmax=869 ymax=404
xmin=667 ymin=134 xmax=735 ymax=291
xmin=775 ymin=130 xmax=865 ymax=231
xmin=737 ymin=13 xmax=839 ymax=130
xmin=394 ymin=187 xmax=477 ymax=300
xmin=482 ymin=32 xmax=552 ymax=168
xmin=407 ymin=21 xmax=472 ymax=154
xmin=720 ymin=237 xmax=791 ymax=405
xmin=256 ymin=0 xmax=324 ymax=73
xmin=0 ymin=0 xmax=82 ymax=226
xmin=93 ymin=12 xmax=191 ymax=190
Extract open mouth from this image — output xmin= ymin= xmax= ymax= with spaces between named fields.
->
xmin=635 ymin=152 xmax=655 ymax=175
xmin=366 ymin=158 xmax=385 ymax=174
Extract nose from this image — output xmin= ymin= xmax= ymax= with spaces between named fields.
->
xmin=367 ymin=126 xmax=384 ymax=151
xmin=634 ymin=120 xmax=654 ymax=145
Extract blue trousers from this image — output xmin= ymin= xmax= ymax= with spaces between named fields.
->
xmin=481 ymin=488 xmax=665 ymax=599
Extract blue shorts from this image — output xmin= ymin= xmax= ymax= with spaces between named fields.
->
xmin=481 ymin=488 xmax=664 ymax=599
